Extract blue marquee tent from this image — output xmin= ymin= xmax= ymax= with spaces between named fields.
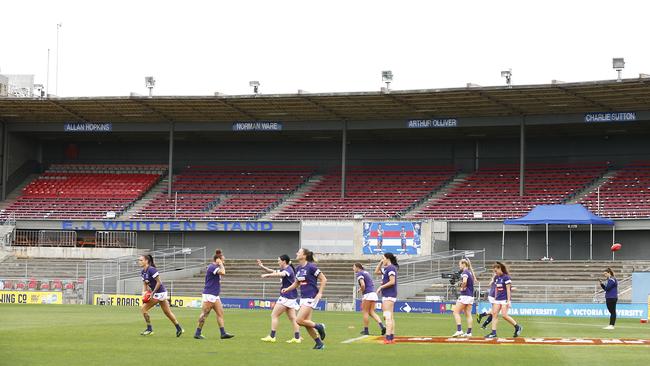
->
xmin=502 ymin=204 xmax=615 ymax=260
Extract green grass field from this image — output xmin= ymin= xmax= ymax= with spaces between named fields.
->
xmin=1 ymin=305 xmax=649 ymax=366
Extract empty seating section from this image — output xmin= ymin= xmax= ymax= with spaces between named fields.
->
xmin=272 ymin=166 xmax=457 ymax=220
xmin=134 ymin=167 xmax=312 ymax=220
xmin=0 ymin=164 xmax=166 ymax=219
xmin=580 ymin=162 xmax=650 ymax=218
xmin=411 ymin=163 xmax=607 ymax=220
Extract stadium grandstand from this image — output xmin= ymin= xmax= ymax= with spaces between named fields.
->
xmin=1 ymin=77 xmax=650 ymax=307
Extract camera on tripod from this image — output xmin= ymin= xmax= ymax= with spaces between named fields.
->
xmin=441 ymin=270 xmax=463 ymax=285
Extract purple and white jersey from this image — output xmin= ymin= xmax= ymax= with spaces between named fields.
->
xmin=280 ymin=266 xmax=298 ymax=300
xmin=380 ymin=265 xmax=398 ymax=298
xmin=488 ymin=275 xmax=497 ymax=298
xmin=356 ymin=270 xmax=375 ymax=295
xmin=494 ymin=274 xmax=512 ymax=301
xmin=459 ymin=269 xmax=474 ymax=297
xmin=295 ymin=262 xmax=321 ymax=299
xmin=203 ymin=263 xmax=222 ymax=296
xmin=141 ymin=266 xmax=166 ymax=293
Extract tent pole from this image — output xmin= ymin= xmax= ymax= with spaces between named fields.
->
xmin=569 ymin=227 xmax=572 ymax=260
xmin=589 ymin=224 xmax=593 ymax=260
xmin=501 ymin=224 xmax=505 ymax=259
xmin=545 ymin=223 xmax=549 ymax=258
xmin=526 ymin=226 xmax=529 ymax=260
xmin=612 ymin=225 xmax=616 ymax=260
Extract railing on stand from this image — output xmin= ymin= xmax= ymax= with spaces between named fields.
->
xmin=85 ymin=246 xmax=207 ymax=304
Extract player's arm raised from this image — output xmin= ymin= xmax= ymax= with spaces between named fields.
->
xmin=257 ymin=259 xmax=275 ymax=274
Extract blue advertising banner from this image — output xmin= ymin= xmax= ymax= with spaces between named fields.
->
xmin=584 ymin=112 xmax=636 ymax=123
xmin=64 ymin=122 xmax=112 ymax=132
xmin=355 ymin=300 xmax=476 ymax=314
xmin=407 ymin=119 xmax=458 ymax=128
xmin=219 ymin=298 xmax=327 ymax=311
xmin=363 ymin=222 xmax=421 ymax=255
xmin=232 ymin=121 xmax=283 ymax=131
xmin=477 ymin=302 xmax=647 ymax=319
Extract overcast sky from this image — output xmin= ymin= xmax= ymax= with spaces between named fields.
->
xmin=2 ymin=0 xmax=648 ymax=97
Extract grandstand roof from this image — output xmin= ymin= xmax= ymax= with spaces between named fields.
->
xmin=1 ymin=78 xmax=649 ymax=123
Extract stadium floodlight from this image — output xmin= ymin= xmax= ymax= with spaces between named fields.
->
xmin=501 ymin=69 xmax=512 ymax=87
xmin=249 ymin=80 xmax=260 ymax=94
xmin=145 ymin=76 xmax=156 ymax=97
xmin=612 ymin=58 xmax=625 ymax=82
xmin=382 ymin=70 xmax=393 ymax=91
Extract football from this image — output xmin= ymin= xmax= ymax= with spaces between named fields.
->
xmin=611 ymin=243 xmax=622 ymax=252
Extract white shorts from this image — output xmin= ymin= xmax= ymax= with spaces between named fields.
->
xmin=153 ymin=291 xmax=168 ymax=301
xmin=492 ymin=299 xmax=508 ymax=305
xmin=488 ymin=296 xmax=496 ymax=304
xmin=458 ymin=295 xmax=474 ymax=305
xmin=202 ymin=294 xmax=220 ymax=303
xmin=362 ymin=292 xmax=379 ymax=302
xmin=382 ymin=297 xmax=397 ymax=303
xmin=299 ymin=298 xmax=320 ymax=309
xmin=277 ymin=296 xmax=300 ymax=310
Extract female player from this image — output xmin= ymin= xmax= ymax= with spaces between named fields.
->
xmin=485 ymin=262 xmax=522 ymax=338
xmin=258 ymin=255 xmax=302 ymax=343
xmin=353 ymin=263 xmax=386 ymax=335
xmin=600 ymin=268 xmax=618 ymax=330
xmin=138 ymin=254 xmax=184 ymax=337
xmin=281 ymin=248 xmax=327 ymax=350
xmin=452 ymin=258 xmax=476 ymax=337
xmin=194 ymin=249 xmax=234 ymax=340
xmin=374 ymin=253 xmax=398 ymax=344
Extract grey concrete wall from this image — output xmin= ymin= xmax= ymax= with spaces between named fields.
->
xmin=450 ymin=229 xmax=650 ymax=260
xmin=136 ymin=231 xmax=300 ymax=259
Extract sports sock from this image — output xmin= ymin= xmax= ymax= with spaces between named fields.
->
xmin=456 ymin=324 xmax=462 ymax=332
xmin=146 ymin=324 xmax=152 ymax=331
xmin=270 ymin=330 xmax=276 ymax=338
xmin=220 ymin=327 xmax=226 ymax=336
xmin=294 ymin=332 xmax=300 ymax=339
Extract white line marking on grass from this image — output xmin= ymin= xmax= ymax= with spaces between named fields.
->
xmin=341 ymin=335 xmax=369 ymax=344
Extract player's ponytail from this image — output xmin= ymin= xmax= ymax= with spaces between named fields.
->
xmin=605 ymin=268 xmax=615 ymax=277
xmin=147 ymin=254 xmax=156 ymax=268
xmin=384 ymin=252 xmax=399 ymax=268
xmin=354 ymin=262 xmax=364 ymax=270
xmin=280 ymin=254 xmax=295 ymax=273
xmin=302 ymin=248 xmax=315 ymax=262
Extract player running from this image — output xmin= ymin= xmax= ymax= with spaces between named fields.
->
xmin=354 ymin=262 xmax=386 ymax=336
xmin=138 ymin=254 xmax=184 ymax=337
xmin=477 ymin=267 xmax=497 ymax=329
xmin=281 ymin=248 xmax=327 ymax=350
xmin=194 ymin=249 xmax=234 ymax=340
xmin=484 ymin=262 xmax=522 ymax=339
xmin=258 ymin=255 xmax=302 ymax=343
xmin=375 ymin=253 xmax=398 ymax=344
xmin=451 ymin=258 xmax=476 ymax=338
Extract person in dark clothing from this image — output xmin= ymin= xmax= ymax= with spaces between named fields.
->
xmin=599 ymin=268 xmax=618 ymax=330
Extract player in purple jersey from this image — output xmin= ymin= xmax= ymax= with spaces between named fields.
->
xmin=452 ymin=258 xmax=476 ymax=338
xmin=258 ymin=255 xmax=302 ymax=343
xmin=138 ymin=254 xmax=184 ymax=337
xmin=281 ymin=248 xmax=327 ymax=350
xmin=353 ymin=263 xmax=385 ymax=336
xmin=194 ymin=249 xmax=234 ymax=340
xmin=600 ymin=268 xmax=618 ymax=330
xmin=485 ymin=262 xmax=522 ymax=338
xmin=374 ymin=253 xmax=398 ymax=344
